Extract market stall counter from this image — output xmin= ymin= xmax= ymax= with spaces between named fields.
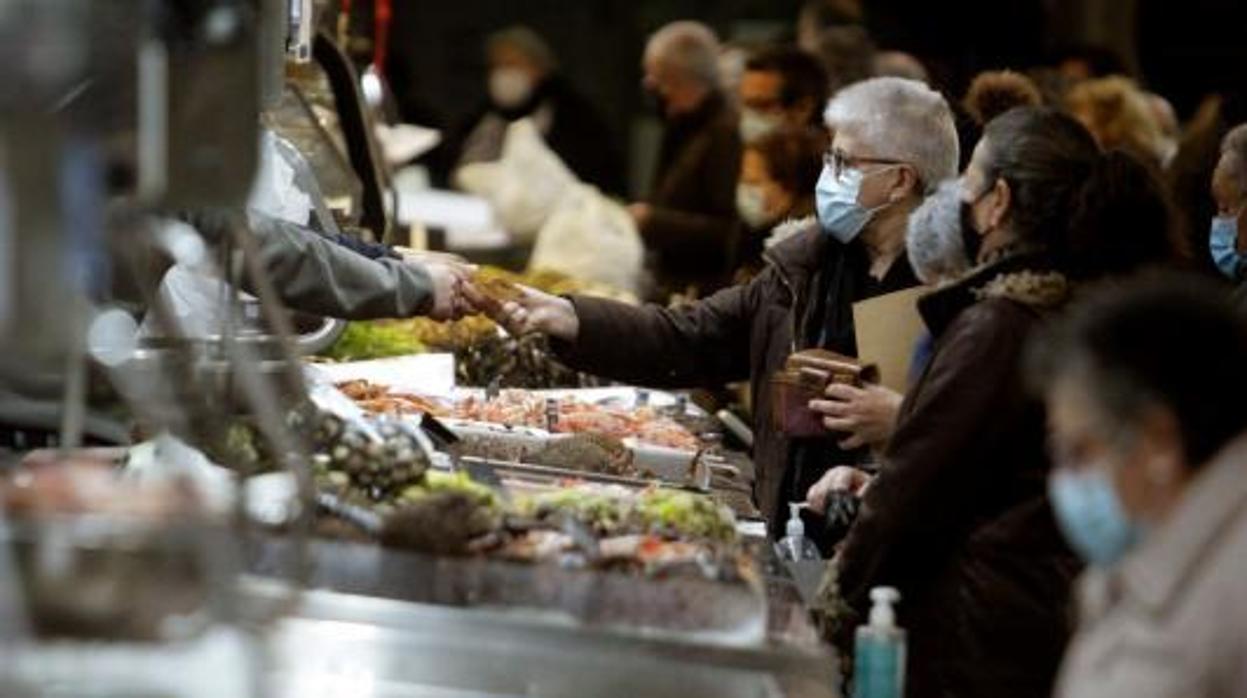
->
xmin=247 ymin=557 xmax=838 ymax=698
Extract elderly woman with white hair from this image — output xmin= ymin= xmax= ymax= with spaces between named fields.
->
xmin=466 ymin=77 xmax=959 ymax=539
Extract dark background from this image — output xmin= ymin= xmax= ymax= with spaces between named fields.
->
xmin=371 ymin=0 xmax=1247 ymax=194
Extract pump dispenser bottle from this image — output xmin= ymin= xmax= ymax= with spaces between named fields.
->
xmin=853 ymin=586 xmax=906 ymax=698
xmin=775 ymin=502 xmax=821 ymax=562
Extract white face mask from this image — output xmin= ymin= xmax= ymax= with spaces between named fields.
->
xmin=739 ymin=108 xmax=782 ymax=143
xmin=736 ymin=184 xmax=775 ymax=228
xmin=489 ymin=68 xmax=535 ymax=109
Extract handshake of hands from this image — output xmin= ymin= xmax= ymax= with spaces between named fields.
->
xmin=415 ymin=255 xmax=579 ymax=341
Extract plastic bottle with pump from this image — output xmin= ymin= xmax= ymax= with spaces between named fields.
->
xmin=775 ymin=502 xmax=821 ymax=562
xmin=853 ymin=587 xmax=906 ymax=698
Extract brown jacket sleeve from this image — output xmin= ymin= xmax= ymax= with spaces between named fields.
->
xmin=837 ymin=299 xmax=1040 ymax=611
xmin=642 ymin=118 xmax=743 ymax=269
xmin=551 ymin=270 xmax=772 ymax=389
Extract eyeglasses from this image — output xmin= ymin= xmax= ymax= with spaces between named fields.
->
xmin=823 ymin=149 xmax=906 ymax=181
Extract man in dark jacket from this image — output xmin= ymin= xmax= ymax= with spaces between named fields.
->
xmin=630 ymin=21 xmax=743 ymax=298
xmin=468 ymin=78 xmax=960 ymax=533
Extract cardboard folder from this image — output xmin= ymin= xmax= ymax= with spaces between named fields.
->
xmin=852 ymin=287 xmax=927 ymax=393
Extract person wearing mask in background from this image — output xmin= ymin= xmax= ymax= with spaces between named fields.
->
xmin=630 ymin=21 xmax=742 ymax=299
xmin=1208 ymin=124 xmax=1247 ymax=284
xmin=450 ymin=25 xmax=624 ymax=195
xmin=1035 ymin=278 xmax=1247 ymax=698
xmin=806 ymin=107 xmax=1185 ymax=698
xmin=735 ymin=126 xmax=825 ymax=277
xmin=468 ymin=78 xmax=957 ymax=538
xmin=738 ymin=46 xmax=829 ymax=144
xmin=1066 ymin=76 xmax=1169 ymax=172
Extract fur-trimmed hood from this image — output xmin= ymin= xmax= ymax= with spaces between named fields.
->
xmin=763 ymin=215 xmax=819 ymax=252
xmin=919 ymin=247 xmax=1070 ymax=336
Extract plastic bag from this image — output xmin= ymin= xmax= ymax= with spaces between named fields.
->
xmin=455 ymin=119 xmax=577 ymax=242
xmin=528 ymin=183 xmax=645 ymax=295
xmin=248 ymin=129 xmax=313 ymax=227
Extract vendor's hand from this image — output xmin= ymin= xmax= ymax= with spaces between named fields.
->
xmin=806 ymin=466 xmax=873 ymax=515
xmin=421 ymin=259 xmax=476 ymax=321
xmin=462 ymin=283 xmax=580 ymax=341
xmin=809 ymin=383 xmax=904 ymax=450
xmin=627 ymin=202 xmax=653 ymax=228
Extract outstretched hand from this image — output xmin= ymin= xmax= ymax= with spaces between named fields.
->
xmin=460 ymin=281 xmax=581 ymax=341
xmin=421 ymin=259 xmax=477 ymax=321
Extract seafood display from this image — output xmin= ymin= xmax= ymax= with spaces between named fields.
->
xmin=307 ymin=409 xmax=432 ymax=504
xmin=334 ymin=379 xmax=450 ymax=417
xmin=331 ymin=381 xmax=702 ymax=453
xmin=454 ymin=391 xmax=700 ymax=451
xmin=319 ymin=472 xmax=750 ymax=583
xmin=455 ymin=332 xmax=588 ymax=389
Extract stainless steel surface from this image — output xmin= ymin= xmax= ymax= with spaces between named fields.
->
xmin=458 ymin=456 xmax=696 ymax=493
xmin=4 ymin=515 xmax=240 ymax=642
xmin=292 ymin=316 xmax=347 ymax=356
xmin=254 ymin=584 xmax=839 ymax=698
xmin=247 ymin=537 xmax=767 ymax=643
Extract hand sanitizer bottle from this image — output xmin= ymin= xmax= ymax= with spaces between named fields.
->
xmin=853 ymin=587 xmax=906 ymax=698
xmin=775 ymin=502 xmax=821 ymax=561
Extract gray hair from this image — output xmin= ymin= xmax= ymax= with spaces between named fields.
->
xmin=825 ymin=77 xmax=960 ymax=194
xmin=645 ymin=21 xmax=722 ymax=88
xmin=487 ymin=25 xmax=559 ymax=74
xmin=1222 ymin=124 xmax=1247 ymax=194
xmin=906 ymin=179 xmax=969 ymax=284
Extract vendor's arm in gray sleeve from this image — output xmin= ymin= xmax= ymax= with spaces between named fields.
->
xmin=245 ymin=211 xmax=434 ymax=320
xmin=185 ymin=209 xmax=434 ymax=320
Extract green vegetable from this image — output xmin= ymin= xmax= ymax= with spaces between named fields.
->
xmin=631 ymin=489 xmax=737 ymax=543
xmin=522 ymin=488 xmax=628 ymax=533
xmin=324 ymin=321 xmax=426 ymax=361
xmin=400 ymin=470 xmax=501 ymax=510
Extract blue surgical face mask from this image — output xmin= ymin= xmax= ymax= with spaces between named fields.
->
xmin=1049 ymin=464 xmax=1142 ymax=567
xmin=816 ymin=165 xmax=892 ymax=244
xmin=1209 ymin=215 xmax=1243 ymax=280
